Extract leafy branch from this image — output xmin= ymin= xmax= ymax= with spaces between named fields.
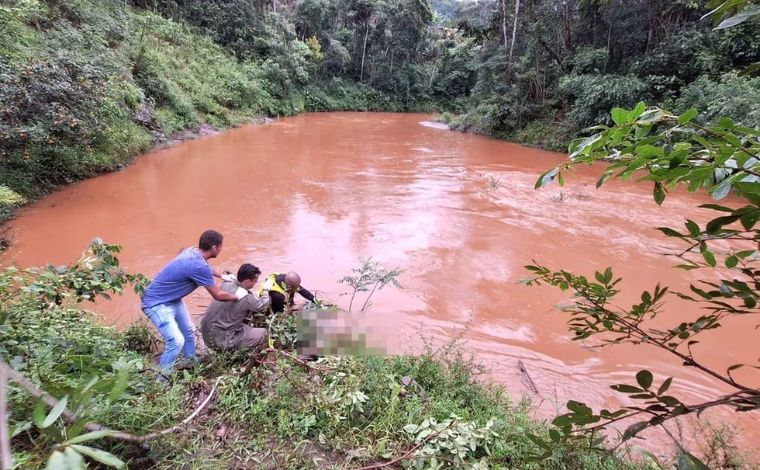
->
xmin=1 ymin=238 xmax=149 ymax=309
xmin=338 ymin=258 xmax=402 ymax=311
xmin=527 ymin=103 xmax=760 ymax=464
xmin=537 ymin=105 xmax=760 ymax=205
xmin=522 ymin=262 xmax=760 ymax=460
xmin=0 ymin=240 xmax=153 ymax=469
xmin=1 ymin=358 xmax=223 ymax=468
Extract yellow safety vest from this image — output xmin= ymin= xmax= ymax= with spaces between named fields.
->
xmin=258 ymin=273 xmax=290 ymax=306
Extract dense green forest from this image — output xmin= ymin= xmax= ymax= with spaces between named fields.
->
xmin=1 ymin=0 xmax=758 ymax=220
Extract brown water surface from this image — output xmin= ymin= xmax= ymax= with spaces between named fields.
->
xmin=2 ymin=113 xmax=758 ymax=454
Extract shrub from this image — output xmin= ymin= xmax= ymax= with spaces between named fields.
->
xmin=668 ymin=72 xmax=760 ymax=129
xmin=450 ymin=97 xmax=510 ymax=137
xmin=513 ymin=113 xmax=573 ymax=152
xmin=0 ymin=185 xmax=26 ymax=221
xmin=568 ymin=47 xmax=609 ymax=74
xmin=559 ymin=74 xmax=649 ymax=128
xmin=122 ymin=321 xmax=157 ymax=354
xmin=0 ymin=56 xmax=108 ymax=154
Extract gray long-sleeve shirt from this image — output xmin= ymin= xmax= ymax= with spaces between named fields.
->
xmin=200 ymin=280 xmax=271 ymax=350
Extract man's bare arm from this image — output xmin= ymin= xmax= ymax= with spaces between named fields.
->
xmin=211 ymin=268 xmax=224 ymax=279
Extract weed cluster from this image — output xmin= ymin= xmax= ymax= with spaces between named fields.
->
xmin=2 ymin=242 xmax=643 ymax=469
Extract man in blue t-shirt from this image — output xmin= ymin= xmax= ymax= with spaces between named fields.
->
xmin=141 ymin=229 xmax=238 ymax=372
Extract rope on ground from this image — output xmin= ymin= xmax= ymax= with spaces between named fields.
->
xmin=270 ymin=348 xmax=335 ymax=372
xmin=243 ymin=347 xmax=336 ymax=376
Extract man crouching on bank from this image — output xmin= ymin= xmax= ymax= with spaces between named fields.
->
xmin=200 ymin=263 xmax=271 ymax=352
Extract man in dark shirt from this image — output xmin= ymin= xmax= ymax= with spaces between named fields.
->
xmin=258 ymin=271 xmax=315 ymax=313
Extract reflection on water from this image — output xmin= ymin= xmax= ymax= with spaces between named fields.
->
xmin=2 ymin=112 xmax=757 ymax=452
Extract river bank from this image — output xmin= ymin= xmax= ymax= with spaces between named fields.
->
xmin=0 ymin=0 xmax=438 ymax=228
xmin=0 ymin=117 xmax=253 ymax=249
xmin=1 ymin=237 xmax=640 ymax=469
xmin=6 ymin=281 xmax=642 ymax=469
xmin=3 ymin=112 xmax=759 ymax=467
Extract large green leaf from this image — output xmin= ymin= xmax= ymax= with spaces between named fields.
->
xmin=678 ymin=109 xmax=698 ymax=125
xmin=653 ymin=182 xmax=666 ymax=205
xmin=64 ymin=429 xmax=120 ymax=445
xmin=611 ymin=108 xmax=628 ymax=126
xmin=715 ymin=5 xmax=760 ymax=29
xmin=108 ymin=368 xmax=130 ymax=402
xmin=41 ymin=396 xmax=69 ymax=429
xmin=69 ymin=445 xmax=126 ymax=469
xmin=46 ymin=448 xmax=85 ymax=470
xmin=33 ymin=399 xmax=47 ymax=428
xmin=635 ymin=370 xmax=653 ymax=389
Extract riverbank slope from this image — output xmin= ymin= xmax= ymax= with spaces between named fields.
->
xmin=0 ymin=0 xmax=435 ymax=224
xmin=3 ymin=241 xmax=643 ymax=468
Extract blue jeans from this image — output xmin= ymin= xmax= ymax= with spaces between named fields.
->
xmin=143 ymin=300 xmax=196 ymax=371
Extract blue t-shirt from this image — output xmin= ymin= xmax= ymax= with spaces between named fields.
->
xmin=141 ymin=248 xmax=215 ymax=309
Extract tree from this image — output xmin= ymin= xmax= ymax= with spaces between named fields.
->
xmin=508 ymin=0 xmax=519 ymax=68
xmin=526 ymin=102 xmax=760 ymax=463
xmin=518 ymin=5 xmax=760 ymax=467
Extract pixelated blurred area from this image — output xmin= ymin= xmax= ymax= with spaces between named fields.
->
xmin=297 ymin=306 xmax=387 ymax=356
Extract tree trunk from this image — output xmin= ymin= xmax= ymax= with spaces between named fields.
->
xmin=0 ymin=365 xmax=10 ymax=470
xmin=563 ymin=0 xmax=573 ymax=53
xmin=508 ymin=0 xmax=520 ymax=68
xmin=537 ymin=37 xmax=565 ymax=72
xmin=501 ymin=0 xmax=509 ymax=50
xmin=645 ymin=0 xmax=654 ymax=52
xmin=605 ymin=23 xmax=612 ymax=73
xmin=360 ymin=23 xmax=369 ymax=83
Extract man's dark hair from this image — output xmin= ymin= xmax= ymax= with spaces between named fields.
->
xmin=199 ymin=230 xmax=223 ymax=250
xmin=237 ymin=263 xmax=261 ymax=282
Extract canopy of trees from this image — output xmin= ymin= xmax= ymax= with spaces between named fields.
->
xmin=137 ymin=0 xmax=760 ymax=147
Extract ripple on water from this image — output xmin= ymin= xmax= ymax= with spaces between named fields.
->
xmin=1 ymin=112 xmax=756 ymax=453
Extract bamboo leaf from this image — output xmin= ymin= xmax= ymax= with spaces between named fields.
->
xmin=64 ymin=430 xmax=120 ymax=445
xmin=677 ymin=450 xmax=711 ymax=469
xmin=678 ymin=109 xmax=698 ymax=124
xmin=69 ymin=445 xmax=126 ymax=469
xmin=623 ymin=421 xmax=649 ymax=441
xmin=41 ymin=396 xmax=68 ymax=429
xmin=657 ymin=377 xmax=673 ymax=395
xmin=715 ymin=6 xmax=760 ymax=29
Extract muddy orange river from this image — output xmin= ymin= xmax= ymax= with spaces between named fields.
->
xmin=2 ymin=113 xmax=758 ymax=454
